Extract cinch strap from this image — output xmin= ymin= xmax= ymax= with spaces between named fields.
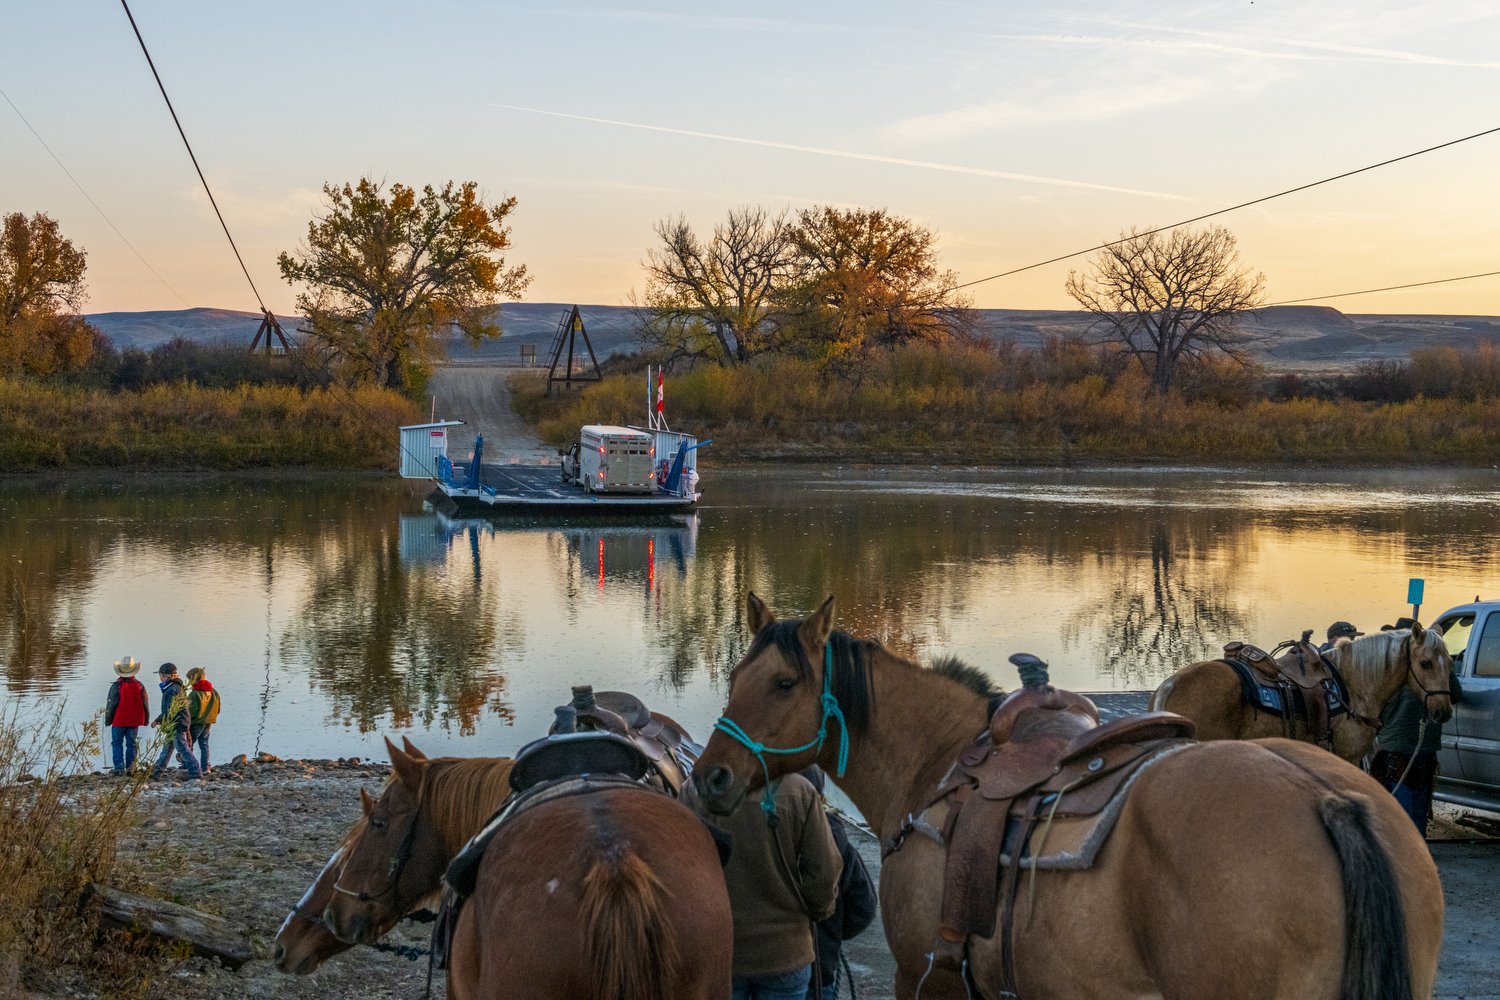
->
xmin=714 ymin=643 xmax=850 ymax=815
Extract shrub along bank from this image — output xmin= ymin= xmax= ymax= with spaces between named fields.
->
xmin=512 ymin=342 xmax=1500 ymax=465
xmin=0 ymin=380 xmax=421 ymax=471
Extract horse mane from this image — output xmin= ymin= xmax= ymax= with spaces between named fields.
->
xmin=399 ymin=755 xmax=514 ymax=844
xmin=746 ymin=619 xmax=995 ymax=741
xmin=1338 ymin=630 xmax=1410 ymax=690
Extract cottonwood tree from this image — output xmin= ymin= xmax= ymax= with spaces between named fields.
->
xmin=278 ymin=179 xmax=529 ymax=394
xmin=639 ymin=206 xmax=797 ymax=367
xmin=785 ymin=207 xmax=972 ymax=368
xmin=0 ymin=212 xmax=103 ymax=378
xmin=1065 ymin=225 xmax=1265 ymax=394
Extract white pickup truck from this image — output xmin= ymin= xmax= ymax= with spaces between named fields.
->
xmin=1433 ymin=600 xmax=1500 ymax=812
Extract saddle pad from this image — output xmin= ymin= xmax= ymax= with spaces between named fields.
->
xmin=1224 ymin=659 xmax=1348 ymax=722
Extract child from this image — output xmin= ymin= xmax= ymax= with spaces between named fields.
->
xmin=186 ymin=667 xmax=221 ymax=774
xmin=150 ymin=663 xmax=201 ymax=780
xmin=104 ymin=657 xmax=149 ymax=774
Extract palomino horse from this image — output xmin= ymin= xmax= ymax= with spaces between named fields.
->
xmin=1152 ymin=625 xmax=1454 ymax=763
xmin=273 ymin=739 xmax=512 ymax=974
xmin=326 ymin=741 xmax=733 ymax=1000
xmin=697 ymin=594 xmax=1443 ymax=1000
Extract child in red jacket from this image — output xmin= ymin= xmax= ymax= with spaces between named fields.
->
xmin=104 ymin=657 xmax=149 ymax=774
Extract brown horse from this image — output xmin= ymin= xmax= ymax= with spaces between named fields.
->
xmin=273 ymin=739 xmax=513 ymax=974
xmin=326 ymin=743 xmax=733 ymax=1000
xmin=696 ymin=593 xmax=1443 ymax=1000
xmin=1152 ymin=625 xmax=1455 ymax=762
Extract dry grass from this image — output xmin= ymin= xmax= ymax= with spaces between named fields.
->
xmin=0 ymin=380 xmax=422 ymax=471
xmin=0 ymin=706 xmax=162 ymax=997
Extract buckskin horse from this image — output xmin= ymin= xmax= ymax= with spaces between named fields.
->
xmin=325 ymin=737 xmax=732 ymax=1000
xmin=696 ymin=594 xmax=1443 ymax=1000
xmin=1152 ymin=625 xmax=1454 ymax=763
xmin=274 ymin=739 xmax=513 ymax=975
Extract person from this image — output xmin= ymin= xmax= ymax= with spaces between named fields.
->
xmin=1369 ymin=618 xmax=1462 ymax=835
xmin=150 ymin=662 xmax=201 ymax=780
xmin=103 ymin=657 xmax=149 ymax=775
xmin=800 ymin=768 xmax=878 ymax=1000
xmin=1319 ymin=620 xmax=1363 ymax=654
xmin=186 ymin=667 xmax=221 ymax=774
xmin=702 ymin=771 xmax=843 ymax=1000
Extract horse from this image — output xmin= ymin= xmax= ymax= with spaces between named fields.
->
xmin=326 ymin=741 xmax=733 ymax=1000
xmin=1152 ymin=625 xmax=1455 ymax=763
xmin=696 ymin=593 xmax=1444 ymax=1000
xmin=273 ymin=739 xmax=513 ymax=974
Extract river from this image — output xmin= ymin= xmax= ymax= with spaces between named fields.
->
xmin=3 ymin=466 xmax=1498 ymax=766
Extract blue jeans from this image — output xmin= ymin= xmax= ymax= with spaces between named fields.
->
xmin=819 ymin=964 xmax=840 ymax=1000
xmin=191 ymin=724 xmax=211 ymax=771
xmin=732 ymin=966 xmax=812 ymax=1000
xmin=153 ymin=730 xmax=202 ymax=779
xmin=110 ymin=726 xmax=138 ymax=774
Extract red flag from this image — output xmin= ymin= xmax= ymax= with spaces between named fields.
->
xmin=656 ymin=372 xmax=664 ymax=413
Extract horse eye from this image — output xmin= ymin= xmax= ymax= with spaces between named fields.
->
xmin=776 ymin=678 xmax=795 ymax=691
xmin=370 ymin=817 xmax=387 ymax=831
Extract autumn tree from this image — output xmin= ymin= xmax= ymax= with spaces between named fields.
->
xmin=1065 ymin=225 xmax=1265 ymax=394
xmin=0 ymin=212 xmax=103 ymax=378
xmin=639 ymin=206 xmax=797 ymax=367
xmin=278 ymin=179 xmax=529 ymax=393
xmin=783 ymin=207 xmax=972 ymax=368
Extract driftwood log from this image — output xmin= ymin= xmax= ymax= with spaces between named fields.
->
xmin=82 ymin=883 xmax=254 ymax=969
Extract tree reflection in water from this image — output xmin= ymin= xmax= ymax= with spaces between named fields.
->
xmin=0 ymin=492 xmax=94 ymax=691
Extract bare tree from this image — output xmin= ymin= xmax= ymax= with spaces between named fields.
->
xmin=639 ymin=206 xmax=796 ymax=367
xmin=1065 ymin=225 xmax=1265 ymax=394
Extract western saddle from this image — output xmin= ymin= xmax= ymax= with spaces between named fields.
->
xmin=888 ymin=654 xmax=1196 ymax=996
xmin=1221 ymin=633 xmax=1350 ymax=746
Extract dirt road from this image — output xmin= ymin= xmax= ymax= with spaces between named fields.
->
xmin=424 ymin=365 xmax=555 ymax=465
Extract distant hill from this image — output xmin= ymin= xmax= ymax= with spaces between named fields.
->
xmin=86 ymin=303 xmax=1500 ymax=372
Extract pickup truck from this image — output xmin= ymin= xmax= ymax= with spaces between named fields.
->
xmin=1433 ymin=600 xmax=1500 ymax=812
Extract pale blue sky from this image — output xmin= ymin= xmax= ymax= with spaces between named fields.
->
xmin=4 ymin=1 xmax=1499 ymax=314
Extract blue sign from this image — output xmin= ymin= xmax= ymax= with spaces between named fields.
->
xmin=1407 ymin=577 xmax=1425 ymax=605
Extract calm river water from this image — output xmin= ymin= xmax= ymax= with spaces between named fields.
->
xmin=3 ymin=466 xmax=1499 ymax=766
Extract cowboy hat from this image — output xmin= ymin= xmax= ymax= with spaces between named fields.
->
xmin=113 ymin=657 xmax=141 ymax=677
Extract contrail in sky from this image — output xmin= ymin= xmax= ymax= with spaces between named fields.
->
xmin=491 ymin=104 xmax=1187 ymax=200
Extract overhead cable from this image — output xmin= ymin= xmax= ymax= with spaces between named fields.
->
xmin=119 ymin=0 xmax=267 ymax=312
xmin=955 ymin=123 xmax=1500 ymax=290
xmin=1 ymin=84 xmax=192 ymax=308
xmin=1269 ymin=269 xmax=1500 ymax=306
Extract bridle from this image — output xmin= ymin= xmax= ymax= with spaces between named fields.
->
xmin=1402 ymin=632 xmax=1453 ymax=718
xmin=331 ymin=809 xmax=421 ymax=906
xmin=714 ymin=641 xmax=850 ymax=815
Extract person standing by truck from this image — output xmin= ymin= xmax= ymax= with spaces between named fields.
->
xmin=1369 ymin=618 xmax=1462 ymax=835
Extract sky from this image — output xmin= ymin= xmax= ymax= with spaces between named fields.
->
xmin=4 ymin=1 xmax=1500 ymax=316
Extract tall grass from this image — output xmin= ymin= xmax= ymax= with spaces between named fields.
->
xmin=0 ymin=707 xmax=154 ymax=996
xmin=0 ymin=379 xmax=422 ymax=471
xmin=512 ymin=342 xmax=1500 ymax=464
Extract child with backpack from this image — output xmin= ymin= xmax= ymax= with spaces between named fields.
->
xmin=103 ymin=657 xmax=149 ymax=774
xmin=186 ymin=667 xmax=222 ymax=774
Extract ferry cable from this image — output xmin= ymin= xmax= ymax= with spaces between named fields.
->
xmin=953 ymin=123 xmax=1500 ymax=291
xmin=1267 ymin=268 xmax=1500 ymax=307
xmin=119 ymin=0 xmax=268 ymax=313
xmin=119 ymin=0 xmax=448 ymax=484
xmin=0 ymin=84 xmax=191 ymax=308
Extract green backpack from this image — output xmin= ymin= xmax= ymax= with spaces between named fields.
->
xmin=191 ymin=687 xmax=221 ymax=725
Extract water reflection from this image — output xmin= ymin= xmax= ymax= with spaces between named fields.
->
xmin=2 ymin=468 xmax=1498 ymax=758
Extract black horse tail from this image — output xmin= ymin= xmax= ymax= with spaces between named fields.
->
xmin=1318 ymin=794 xmax=1414 ymax=1000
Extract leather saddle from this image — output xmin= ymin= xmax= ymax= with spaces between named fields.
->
xmin=550 ymin=688 xmax=703 ymax=800
xmin=1223 ymin=637 xmax=1350 ymax=745
xmin=903 ymin=654 xmax=1196 ymax=992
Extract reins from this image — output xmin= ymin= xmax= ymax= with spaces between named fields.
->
xmin=714 ymin=641 xmax=851 ymax=815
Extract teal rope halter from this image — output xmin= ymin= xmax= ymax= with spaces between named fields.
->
xmin=714 ymin=642 xmax=851 ymax=815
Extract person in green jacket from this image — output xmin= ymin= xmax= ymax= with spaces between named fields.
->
xmin=1369 ymin=618 xmax=1463 ymax=835
xmin=702 ymin=771 xmax=843 ymax=1000
xmin=186 ymin=667 xmax=221 ymax=774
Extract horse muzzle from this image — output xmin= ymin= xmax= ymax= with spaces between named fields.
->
xmin=694 ymin=764 xmax=747 ymax=816
xmin=1427 ymin=696 xmax=1454 ymax=725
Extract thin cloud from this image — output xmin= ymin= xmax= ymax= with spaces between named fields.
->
xmin=491 ymin=104 xmax=1186 ymax=200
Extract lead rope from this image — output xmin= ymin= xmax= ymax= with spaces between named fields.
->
xmin=1390 ymin=716 xmax=1430 ymax=794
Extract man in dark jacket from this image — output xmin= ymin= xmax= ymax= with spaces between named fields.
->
xmin=150 ymin=662 xmax=201 ymax=780
xmin=1370 ymin=619 xmax=1461 ymax=835
xmin=802 ymin=767 xmax=878 ymax=1000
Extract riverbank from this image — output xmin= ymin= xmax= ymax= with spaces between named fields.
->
xmin=27 ymin=749 xmax=1500 ymax=1000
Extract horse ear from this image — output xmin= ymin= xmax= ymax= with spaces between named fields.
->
xmin=401 ymin=736 xmax=427 ymax=760
xmin=1410 ymin=621 xmax=1425 ymax=641
xmin=386 ymin=737 xmax=424 ymax=790
xmin=359 ymin=787 xmax=374 ymax=814
xmin=747 ymin=592 xmax=775 ymax=634
xmin=800 ymin=595 xmax=837 ymax=651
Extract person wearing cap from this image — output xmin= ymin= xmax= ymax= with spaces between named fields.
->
xmin=186 ymin=667 xmax=221 ymax=774
xmin=103 ymin=657 xmax=149 ymax=775
xmin=799 ymin=767 xmax=877 ymax=1000
xmin=1319 ymin=620 xmax=1363 ymax=654
xmin=150 ymin=662 xmax=201 ymax=780
xmin=1370 ymin=618 xmax=1463 ymax=835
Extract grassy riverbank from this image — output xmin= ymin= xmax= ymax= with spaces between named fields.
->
xmin=0 ymin=380 xmax=421 ymax=471
xmin=512 ymin=344 xmax=1500 ymax=465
